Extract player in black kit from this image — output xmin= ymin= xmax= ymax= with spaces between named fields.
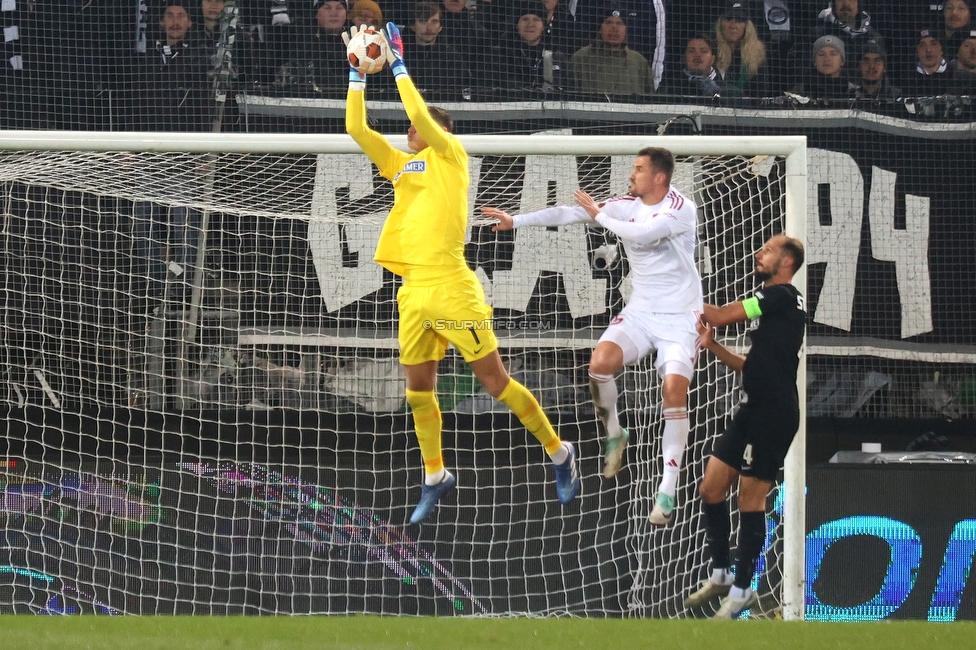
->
xmin=683 ymin=234 xmax=806 ymax=619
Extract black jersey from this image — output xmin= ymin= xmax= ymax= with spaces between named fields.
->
xmin=741 ymin=283 xmax=806 ymax=402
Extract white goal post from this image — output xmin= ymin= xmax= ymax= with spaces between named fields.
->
xmin=0 ymin=131 xmax=806 ymax=619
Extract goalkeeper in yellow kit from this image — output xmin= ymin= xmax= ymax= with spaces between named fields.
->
xmin=344 ymin=23 xmax=580 ymax=524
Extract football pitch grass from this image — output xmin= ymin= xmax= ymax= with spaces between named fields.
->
xmin=3 ymin=617 xmax=973 ymax=650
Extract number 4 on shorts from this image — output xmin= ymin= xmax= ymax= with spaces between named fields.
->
xmin=742 ymin=444 xmax=754 ymax=467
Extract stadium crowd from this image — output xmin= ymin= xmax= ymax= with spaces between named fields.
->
xmin=1 ymin=0 xmax=975 ymax=130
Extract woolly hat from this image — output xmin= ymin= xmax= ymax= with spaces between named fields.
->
xmin=862 ymin=38 xmax=886 ymax=63
xmin=813 ymin=34 xmax=846 ymax=63
xmin=603 ymin=8 xmax=627 ymax=25
xmin=517 ymin=1 xmax=547 ymax=19
xmin=157 ymin=0 xmax=191 ymax=24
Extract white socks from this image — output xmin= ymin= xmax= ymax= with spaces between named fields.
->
xmin=425 ymin=468 xmax=447 ymax=486
xmin=658 ymin=407 xmax=689 ymax=497
xmin=589 ymin=372 xmax=621 ymax=438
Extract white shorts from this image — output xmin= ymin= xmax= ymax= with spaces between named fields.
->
xmin=598 ymin=307 xmax=701 ymax=380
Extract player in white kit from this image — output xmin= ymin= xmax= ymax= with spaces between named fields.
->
xmin=482 ymin=148 xmax=703 ymax=525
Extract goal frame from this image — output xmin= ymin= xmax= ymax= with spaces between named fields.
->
xmin=0 ymin=131 xmax=807 ymax=620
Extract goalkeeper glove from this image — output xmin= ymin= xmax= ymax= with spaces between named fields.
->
xmin=342 ymin=26 xmax=367 ymax=90
xmin=382 ymin=22 xmax=409 ymax=80
xmin=270 ymin=0 xmax=290 ymax=26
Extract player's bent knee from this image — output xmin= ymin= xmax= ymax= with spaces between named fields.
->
xmin=589 ymin=346 xmax=624 ymax=376
xmin=661 ymin=371 xmax=692 ymax=408
xmin=588 ymin=355 xmax=615 ymax=376
xmin=699 ymin=455 xmax=737 ymax=502
xmin=481 ymin=376 xmax=509 ymax=399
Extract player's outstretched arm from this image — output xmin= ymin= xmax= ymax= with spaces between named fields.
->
xmin=697 ymin=315 xmax=746 ymax=372
xmin=577 ymin=190 xmax=690 ymax=245
xmin=344 ymin=25 xmax=402 ymax=174
xmin=591 ymin=206 xmax=688 ymax=246
xmin=381 ymin=22 xmax=453 ymax=154
xmin=703 ymin=301 xmax=749 ymax=327
xmin=483 ymin=203 xmax=592 ymax=229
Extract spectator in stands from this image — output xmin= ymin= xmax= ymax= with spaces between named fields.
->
xmin=137 ymin=0 xmax=212 ymax=131
xmin=284 ymin=0 xmax=349 ymax=96
xmin=713 ymin=2 xmax=769 ymax=97
xmin=399 ymin=1 xmax=471 ymax=98
xmin=570 ymin=8 xmax=655 ymax=96
xmin=851 ymin=38 xmax=901 ymax=101
xmin=317 ymin=0 xmax=349 ymax=36
xmin=660 ymin=35 xmax=726 ymax=97
xmin=791 ymin=34 xmax=853 ymax=100
xmin=132 ymin=2 xmax=209 ymax=308
xmin=349 ymin=0 xmax=383 ymax=28
xmin=200 ymin=0 xmax=226 ymax=49
xmin=541 ymin=0 xmax=583 ymax=56
xmin=949 ymin=31 xmax=976 ymax=94
xmin=494 ymin=1 xmax=570 ymax=92
xmin=685 ymin=0 xmax=793 ymax=42
xmin=581 ymin=0 xmax=664 ymax=80
xmin=814 ymin=0 xmax=884 ymax=64
xmin=938 ymin=0 xmax=972 ymax=60
xmin=906 ymin=28 xmax=950 ymax=95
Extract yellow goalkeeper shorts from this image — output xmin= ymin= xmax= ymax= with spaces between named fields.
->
xmin=397 ymin=269 xmax=498 ymax=366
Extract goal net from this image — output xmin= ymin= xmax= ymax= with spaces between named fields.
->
xmin=0 ymin=133 xmax=805 ymax=618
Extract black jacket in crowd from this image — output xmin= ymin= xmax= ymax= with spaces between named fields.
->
xmin=136 ymin=36 xmax=212 ymax=131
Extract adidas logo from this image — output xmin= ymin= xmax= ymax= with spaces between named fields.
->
xmin=666 ymin=459 xmax=679 ymax=468
xmin=569 ymin=458 xmax=579 ymax=482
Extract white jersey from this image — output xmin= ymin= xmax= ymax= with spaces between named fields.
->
xmin=512 ymin=186 xmax=703 ymax=314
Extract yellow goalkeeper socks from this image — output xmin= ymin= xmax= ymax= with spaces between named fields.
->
xmin=498 ymin=379 xmax=562 ymax=455
xmin=405 ymin=389 xmax=444 ymax=477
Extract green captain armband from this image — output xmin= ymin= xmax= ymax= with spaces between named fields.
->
xmin=742 ymin=296 xmax=762 ymax=319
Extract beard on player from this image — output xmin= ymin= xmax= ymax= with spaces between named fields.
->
xmin=754 ymin=256 xmax=780 ymax=281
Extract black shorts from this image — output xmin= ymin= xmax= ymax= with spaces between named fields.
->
xmin=711 ymin=398 xmax=800 ymax=482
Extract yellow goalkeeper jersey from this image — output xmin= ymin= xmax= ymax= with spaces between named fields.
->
xmin=346 ymin=77 xmax=468 ymax=280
